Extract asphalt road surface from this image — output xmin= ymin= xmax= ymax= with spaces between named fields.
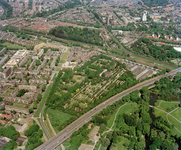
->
xmin=36 ymin=68 xmax=181 ymax=150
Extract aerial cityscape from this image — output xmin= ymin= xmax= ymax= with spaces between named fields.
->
xmin=0 ymin=0 xmax=181 ymax=149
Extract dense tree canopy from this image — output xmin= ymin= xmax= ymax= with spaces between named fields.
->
xmin=49 ymin=26 xmax=103 ymax=46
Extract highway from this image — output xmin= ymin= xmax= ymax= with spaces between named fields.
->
xmin=36 ymin=68 xmax=181 ymax=150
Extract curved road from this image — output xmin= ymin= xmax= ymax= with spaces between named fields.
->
xmin=40 ymin=105 xmax=51 ymax=139
xmin=36 ymin=68 xmax=181 ymax=150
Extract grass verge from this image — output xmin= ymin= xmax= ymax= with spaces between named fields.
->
xmin=34 ymin=85 xmax=52 ymax=117
xmin=37 ymin=118 xmax=49 ymax=139
xmin=44 ymin=119 xmax=55 ymax=137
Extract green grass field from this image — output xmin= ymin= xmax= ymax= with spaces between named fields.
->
xmin=13 ymin=103 xmax=27 ymax=108
xmin=2 ymin=42 xmax=26 ymax=49
xmin=34 ymin=85 xmax=52 ymax=117
xmin=155 ymin=100 xmax=179 ymax=112
xmin=47 ymin=108 xmax=73 ymax=133
xmin=111 ymin=136 xmax=130 ymax=150
xmin=153 ymin=108 xmax=181 ymax=136
xmin=56 ymin=49 xmax=70 ymax=71
xmin=62 ymin=139 xmax=71 ymax=150
xmin=107 ymin=102 xmax=139 ymax=129
xmin=167 ymin=115 xmax=181 ymax=136
xmin=2 ymin=89 xmax=14 ymax=98
xmin=170 ymin=108 xmax=181 ymax=122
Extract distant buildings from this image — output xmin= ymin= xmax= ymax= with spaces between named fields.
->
xmin=5 ymin=105 xmax=29 ymax=115
xmin=18 ymin=85 xmax=37 ymax=91
xmin=61 ymin=62 xmax=78 ymax=70
xmin=0 ymin=55 xmax=8 ymax=66
xmin=3 ymin=50 xmax=27 ymax=68
xmin=0 ymin=48 xmax=6 ymax=55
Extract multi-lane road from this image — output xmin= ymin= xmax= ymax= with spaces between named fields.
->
xmin=36 ymin=68 xmax=181 ymax=150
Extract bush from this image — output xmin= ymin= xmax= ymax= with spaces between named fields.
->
xmin=29 ymin=108 xmax=34 ymax=113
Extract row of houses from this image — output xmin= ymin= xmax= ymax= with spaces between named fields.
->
xmin=0 ymin=31 xmax=39 ymax=47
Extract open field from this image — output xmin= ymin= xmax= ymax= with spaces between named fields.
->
xmin=2 ymin=42 xmax=26 ymax=49
xmin=170 ymin=108 xmax=181 ymax=122
xmin=111 ymin=136 xmax=130 ymax=150
xmin=153 ymin=108 xmax=168 ymax=120
xmin=167 ymin=115 xmax=181 ymax=133
xmin=47 ymin=108 xmax=73 ymax=133
xmin=34 ymin=85 xmax=52 ymax=117
xmin=2 ymin=89 xmax=14 ymax=98
xmin=153 ymin=107 xmax=181 ymax=136
xmin=56 ymin=49 xmax=70 ymax=71
xmin=62 ymin=139 xmax=71 ymax=150
xmin=13 ymin=103 xmax=28 ymax=108
xmin=155 ymin=100 xmax=179 ymax=112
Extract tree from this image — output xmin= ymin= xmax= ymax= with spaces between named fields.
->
xmin=101 ymin=138 xmax=110 ymax=147
xmin=42 ymin=84 xmax=46 ymax=92
xmin=33 ymin=102 xmax=37 ymax=109
xmin=149 ymin=144 xmax=157 ymax=150
xmin=37 ymin=93 xmax=42 ymax=102
xmin=143 ymin=123 xmax=150 ymax=136
xmin=29 ymin=108 xmax=33 ymax=113
xmin=135 ymin=141 xmax=145 ymax=150
xmin=99 ymin=124 xmax=107 ymax=133
xmin=102 ymin=72 xmax=106 ymax=77
xmin=106 ymin=132 xmax=112 ymax=141
xmin=159 ymin=131 xmax=165 ymax=140
xmin=112 ymin=131 xmax=117 ymax=143
xmin=36 ymin=60 xmax=41 ymax=66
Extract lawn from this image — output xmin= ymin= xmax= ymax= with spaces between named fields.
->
xmin=107 ymin=102 xmax=139 ymax=129
xmin=153 ymin=108 xmax=181 ymax=136
xmin=13 ymin=103 xmax=28 ymax=108
xmin=153 ymin=108 xmax=167 ymax=120
xmin=2 ymin=42 xmax=26 ymax=49
xmin=170 ymin=108 xmax=181 ymax=122
xmin=2 ymin=89 xmax=14 ymax=98
xmin=62 ymin=139 xmax=71 ymax=150
xmin=34 ymin=85 xmax=52 ymax=117
xmin=56 ymin=49 xmax=70 ymax=71
xmin=167 ymin=115 xmax=181 ymax=136
xmin=156 ymin=100 xmax=179 ymax=112
xmin=47 ymin=108 xmax=73 ymax=133
xmin=111 ymin=136 xmax=130 ymax=150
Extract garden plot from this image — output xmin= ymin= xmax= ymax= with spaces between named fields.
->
xmin=73 ymin=75 xmax=85 ymax=83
